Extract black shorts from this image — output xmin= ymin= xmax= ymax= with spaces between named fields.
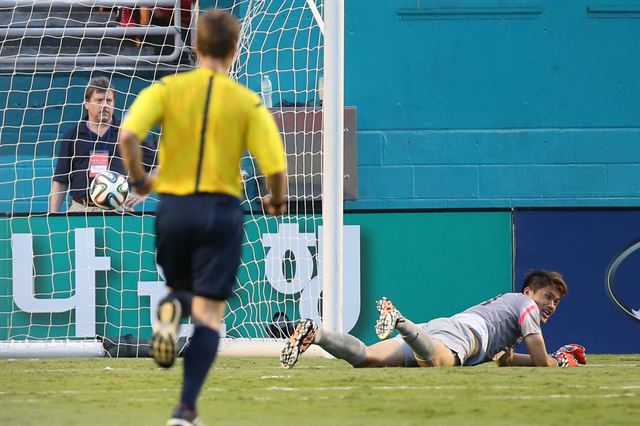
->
xmin=155 ymin=193 xmax=243 ymax=300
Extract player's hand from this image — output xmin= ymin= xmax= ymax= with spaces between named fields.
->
xmin=130 ymin=174 xmax=155 ymax=197
xmin=558 ymin=343 xmax=587 ymax=364
xmin=262 ymin=195 xmax=287 ymax=216
xmin=122 ymin=192 xmax=148 ymax=211
xmin=550 ymin=343 xmax=587 ymax=367
xmin=493 ymin=347 xmax=514 ymax=367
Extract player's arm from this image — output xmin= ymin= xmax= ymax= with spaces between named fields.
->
xmin=247 ymin=102 xmax=287 ymax=215
xmin=500 ymin=301 xmax=557 ymax=366
xmin=497 ymin=339 xmax=587 ymax=367
xmin=493 ymin=347 xmax=529 ymax=367
xmin=506 ymin=352 xmax=538 ymax=366
xmin=494 ymin=347 xmax=539 ymax=367
xmin=119 ymin=82 xmax=166 ymax=196
xmin=264 ymin=171 xmax=287 ymax=215
xmin=120 ymin=129 xmax=154 ymax=196
xmin=49 ymin=181 xmax=68 ymax=213
xmin=495 ymin=334 xmax=556 ymax=367
xmin=49 ymin=131 xmax=74 ymax=213
xmin=497 ymin=352 xmax=546 ymax=367
xmin=524 ymin=333 xmax=558 ymax=366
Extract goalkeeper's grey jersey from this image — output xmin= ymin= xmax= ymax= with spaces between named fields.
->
xmin=452 ymin=293 xmax=542 ymax=365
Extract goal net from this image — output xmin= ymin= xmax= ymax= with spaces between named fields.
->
xmin=0 ymin=0 xmax=335 ymax=358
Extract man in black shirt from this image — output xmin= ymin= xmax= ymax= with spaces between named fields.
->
xmin=49 ymin=76 xmax=156 ymax=212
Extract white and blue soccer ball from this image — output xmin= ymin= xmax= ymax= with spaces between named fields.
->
xmin=89 ymin=171 xmax=129 ymax=210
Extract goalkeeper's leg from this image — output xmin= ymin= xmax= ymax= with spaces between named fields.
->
xmin=313 ymin=327 xmax=367 ymax=366
xmin=395 ymin=317 xmax=439 ymax=365
xmin=376 ymin=297 xmax=459 ymax=366
xmin=281 ymin=319 xmax=406 ymax=368
xmin=375 ymin=297 xmax=437 ymax=363
xmin=280 ymin=319 xmax=319 ymax=369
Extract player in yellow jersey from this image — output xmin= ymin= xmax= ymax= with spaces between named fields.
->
xmin=119 ymin=9 xmax=287 ymax=426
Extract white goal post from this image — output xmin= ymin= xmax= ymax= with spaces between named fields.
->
xmin=0 ymin=0 xmax=345 ymax=358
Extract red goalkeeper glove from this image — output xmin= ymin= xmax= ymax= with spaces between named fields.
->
xmin=550 ymin=343 xmax=587 ymax=367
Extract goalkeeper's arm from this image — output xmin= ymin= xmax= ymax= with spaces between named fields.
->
xmin=520 ymin=333 xmax=558 ymax=366
xmin=495 ymin=335 xmax=586 ymax=367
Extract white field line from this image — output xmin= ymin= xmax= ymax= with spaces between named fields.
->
xmin=372 ymin=384 xmax=640 ymax=391
xmin=599 ymin=385 xmax=640 ymax=389
xmin=482 ymin=393 xmax=637 ymax=400
xmin=5 ymin=393 xmax=636 ymax=405
xmin=373 ymin=385 xmax=469 ymax=390
xmin=0 ymin=388 xmax=176 ymax=396
xmin=4 ymin=363 xmax=637 ymax=372
xmin=229 ymin=394 xmax=640 ymax=402
xmin=3 ymin=383 xmax=639 ymax=397
xmin=7 ymin=367 xmax=149 ymax=373
xmin=4 ymin=365 xmax=328 ymax=373
xmin=266 ymin=386 xmax=357 ymax=391
xmin=584 ymin=364 xmax=640 ymax=367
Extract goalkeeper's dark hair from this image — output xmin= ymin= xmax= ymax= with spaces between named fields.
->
xmin=196 ymin=9 xmax=240 ymax=59
xmin=522 ymin=269 xmax=568 ymax=297
xmin=84 ymin=76 xmax=114 ymax=102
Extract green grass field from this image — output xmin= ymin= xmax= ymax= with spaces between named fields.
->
xmin=1 ymin=355 xmax=639 ymax=425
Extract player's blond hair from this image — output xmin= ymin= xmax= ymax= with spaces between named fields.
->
xmin=522 ymin=269 xmax=568 ymax=297
xmin=196 ymin=9 xmax=240 ymax=59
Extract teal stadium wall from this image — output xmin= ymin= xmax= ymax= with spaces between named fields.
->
xmin=1 ymin=0 xmax=639 ymax=212
xmin=348 ymin=0 xmax=640 ymax=209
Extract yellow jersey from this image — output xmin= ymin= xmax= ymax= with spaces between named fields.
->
xmin=122 ymin=68 xmax=286 ymax=198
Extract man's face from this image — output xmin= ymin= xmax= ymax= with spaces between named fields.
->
xmin=524 ymin=285 xmax=562 ymax=324
xmin=85 ymin=90 xmax=114 ymax=124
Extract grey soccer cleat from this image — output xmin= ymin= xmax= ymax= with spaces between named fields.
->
xmin=280 ymin=319 xmax=318 ymax=369
xmin=375 ymin=297 xmax=401 ymax=340
xmin=152 ymin=298 xmax=182 ymax=369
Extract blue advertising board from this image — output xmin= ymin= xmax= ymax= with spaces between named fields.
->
xmin=514 ymin=210 xmax=640 ymax=354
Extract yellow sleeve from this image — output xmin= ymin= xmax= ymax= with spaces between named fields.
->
xmin=121 ymin=81 xmax=167 ymax=141
xmin=247 ymin=104 xmax=286 ymax=176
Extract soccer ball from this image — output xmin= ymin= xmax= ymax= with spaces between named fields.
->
xmin=89 ymin=171 xmax=129 ymax=210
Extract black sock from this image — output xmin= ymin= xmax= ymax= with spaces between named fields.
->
xmin=180 ymin=325 xmax=219 ymax=411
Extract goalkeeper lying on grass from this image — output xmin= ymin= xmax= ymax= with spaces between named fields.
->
xmin=281 ymin=269 xmax=586 ymax=369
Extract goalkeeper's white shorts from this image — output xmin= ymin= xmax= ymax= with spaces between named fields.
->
xmin=392 ymin=316 xmax=486 ymax=366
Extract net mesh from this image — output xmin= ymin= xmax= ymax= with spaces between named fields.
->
xmin=0 ymin=0 xmax=326 ymax=356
